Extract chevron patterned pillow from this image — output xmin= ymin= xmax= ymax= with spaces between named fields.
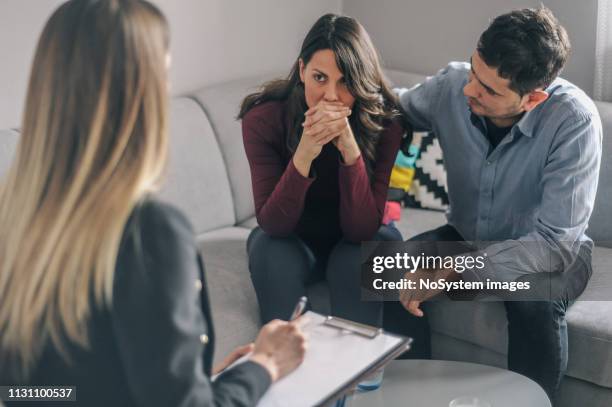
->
xmin=404 ymin=132 xmax=449 ymax=211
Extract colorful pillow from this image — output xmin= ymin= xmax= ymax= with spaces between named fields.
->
xmin=383 ymin=132 xmax=419 ymax=224
xmin=404 ymin=132 xmax=449 ymax=211
xmin=384 ymin=131 xmax=449 ymax=224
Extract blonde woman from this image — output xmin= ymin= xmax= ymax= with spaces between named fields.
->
xmin=0 ymin=1 xmax=305 ymax=406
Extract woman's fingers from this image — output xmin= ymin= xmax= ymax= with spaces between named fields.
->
xmin=227 ymin=343 xmax=254 ymax=363
xmin=314 ymin=130 xmax=340 ymax=145
xmin=289 ymin=314 xmax=311 ymax=329
xmin=212 ymin=343 xmax=254 ymax=375
xmin=303 ymin=122 xmax=338 ymax=145
xmin=318 ymin=120 xmax=348 ymax=143
xmin=235 ymin=343 xmax=255 ymax=356
xmin=305 ymin=101 xmax=346 ymax=116
xmin=304 ymin=103 xmax=350 ymax=127
xmin=303 ymin=111 xmax=349 ymax=129
xmin=304 ymin=109 xmax=350 ymax=127
xmin=318 ymin=134 xmax=339 ymax=146
xmin=305 ymin=118 xmax=348 ymax=144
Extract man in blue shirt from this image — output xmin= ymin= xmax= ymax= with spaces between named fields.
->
xmin=387 ymin=7 xmax=602 ymax=404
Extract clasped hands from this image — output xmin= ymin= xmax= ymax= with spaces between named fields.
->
xmin=293 ymin=101 xmax=360 ymax=177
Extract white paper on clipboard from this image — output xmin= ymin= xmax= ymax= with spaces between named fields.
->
xmin=254 ymin=311 xmax=409 ymax=407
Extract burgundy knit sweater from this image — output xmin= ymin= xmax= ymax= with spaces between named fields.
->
xmin=242 ymin=100 xmax=403 ymax=245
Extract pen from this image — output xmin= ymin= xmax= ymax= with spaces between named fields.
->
xmin=289 ymin=296 xmax=308 ymax=321
xmin=213 ymin=296 xmax=308 ymax=380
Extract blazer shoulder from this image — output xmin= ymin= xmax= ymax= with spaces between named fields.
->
xmin=117 ymin=198 xmax=196 ymax=272
xmin=130 ymin=198 xmax=193 ymax=237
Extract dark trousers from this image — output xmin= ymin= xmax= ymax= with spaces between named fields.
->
xmin=247 ymin=225 xmax=402 ymax=327
xmin=383 ymin=224 xmax=592 ymax=405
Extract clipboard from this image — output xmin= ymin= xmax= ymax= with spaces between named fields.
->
xmin=254 ymin=311 xmax=412 ymax=407
xmin=322 ymin=315 xmax=383 ymax=339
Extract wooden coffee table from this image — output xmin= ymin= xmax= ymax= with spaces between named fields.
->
xmin=346 ymin=359 xmax=551 ymax=407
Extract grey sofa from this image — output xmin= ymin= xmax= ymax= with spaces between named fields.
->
xmin=0 ymin=70 xmax=610 ymax=407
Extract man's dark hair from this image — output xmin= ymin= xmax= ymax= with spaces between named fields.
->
xmin=477 ymin=7 xmax=571 ymax=95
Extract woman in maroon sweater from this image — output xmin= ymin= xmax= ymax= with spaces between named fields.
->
xmin=239 ymin=14 xmax=407 ymax=328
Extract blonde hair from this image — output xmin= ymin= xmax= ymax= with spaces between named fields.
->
xmin=0 ymin=0 xmax=169 ymax=376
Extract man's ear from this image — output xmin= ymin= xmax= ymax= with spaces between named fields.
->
xmin=523 ymin=90 xmax=549 ymax=112
xmin=299 ymin=58 xmax=305 ymax=83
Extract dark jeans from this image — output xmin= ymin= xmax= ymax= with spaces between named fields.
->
xmin=383 ymin=224 xmax=592 ymax=405
xmin=247 ymin=225 xmax=402 ymax=326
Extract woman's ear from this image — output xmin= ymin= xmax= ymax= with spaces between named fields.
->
xmin=299 ymin=58 xmax=305 ymax=83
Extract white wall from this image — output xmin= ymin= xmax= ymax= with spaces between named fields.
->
xmin=0 ymin=0 xmax=65 ymax=130
xmin=343 ymin=0 xmax=597 ymax=96
xmin=0 ymin=0 xmax=599 ymax=129
xmin=0 ymin=0 xmax=341 ymax=129
xmin=156 ymin=0 xmax=341 ymax=94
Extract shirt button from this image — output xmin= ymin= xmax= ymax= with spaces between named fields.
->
xmin=195 ymin=279 xmax=202 ymax=291
xmin=486 ymin=161 xmax=491 ymax=165
xmin=200 ymin=334 xmax=209 ymax=345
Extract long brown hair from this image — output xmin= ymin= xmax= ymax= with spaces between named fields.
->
xmin=0 ymin=0 xmax=169 ymax=377
xmin=238 ymin=13 xmax=407 ymax=179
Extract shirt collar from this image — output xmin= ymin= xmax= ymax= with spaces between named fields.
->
xmin=469 ymin=109 xmax=535 ymax=139
xmin=514 ymin=109 xmax=536 ymax=138
xmin=464 ymin=74 xmax=567 ymax=139
xmin=468 ymin=81 xmax=560 ymax=139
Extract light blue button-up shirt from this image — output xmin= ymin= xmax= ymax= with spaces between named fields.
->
xmin=397 ymin=62 xmax=602 ymax=282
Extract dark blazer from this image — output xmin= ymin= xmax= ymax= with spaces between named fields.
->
xmin=1 ymin=199 xmax=271 ymax=406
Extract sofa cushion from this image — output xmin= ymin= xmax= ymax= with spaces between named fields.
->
xmin=395 ymin=207 xmax=447 ymax=239
xmin=193 ymin=73 xmax=279 ymax=223
xmin=238 ymin=216 xmax=258 ymax=229
xmin=426 ymin=245 xmax=612 ymax=389
xmin=197 ymin=226 xmax=259 ymax=363
xmin=158 ymin=98 xmax=235 ymax=235
xmin=0 ymin=129 xmax=19 ymax=178
xmin=589 ymin=101 xmax=612 ymax=246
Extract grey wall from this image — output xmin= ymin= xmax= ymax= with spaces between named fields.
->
xmin=343 ymin=0 xmax=597 ymax=96
xmin=0 ymin=0 xmax=341 ymax=129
